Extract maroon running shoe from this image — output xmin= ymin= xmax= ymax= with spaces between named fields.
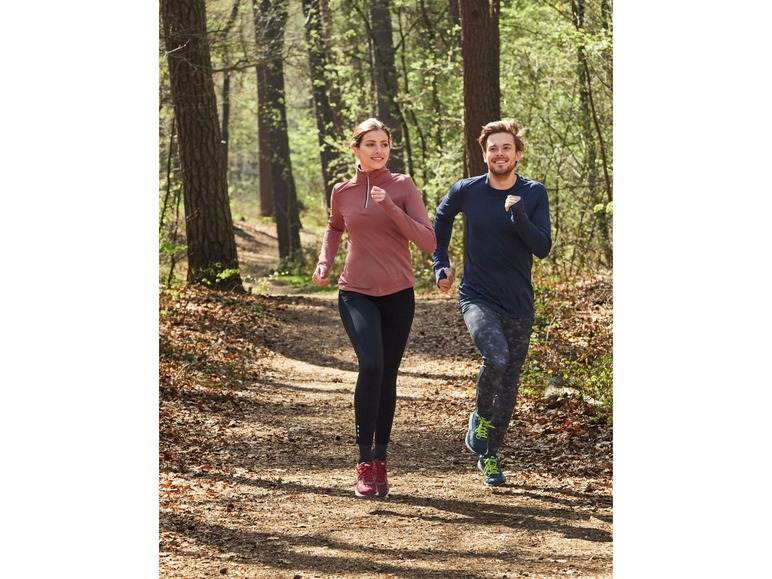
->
xmin=355 ymin=462 xmax=377 ymax=497
xmin=373 ymin=459 xmax=390 ymax=497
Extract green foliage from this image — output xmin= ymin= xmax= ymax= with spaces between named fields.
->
xmin=247 ymin=243 xmax=335 ymax=294
xmin=192 ymin=263 xmax=242 ymax=287
xmin=524 ymin=271 xmax=613 ymax=421
xmin=159 ymin=0 xmax=614 ymax=358
xmin=498 ymin=0 xmax=613 ymax=275
xmin=411 ymin=250 xmax=437 ymax=292
xmin=583 ymin=354 xmax=613 ymax=412
xmin=160 ymin=241 xmax=186 ymax=259
xmin=253 ymin=269 xmax=336 ymax=294
xmin=246 ymin=303 xmax=267 ymax=316
xmin=215 ymin=268 xmax=241 ymax=284
xmin=159 ymin=287 xmax=183 ymax=301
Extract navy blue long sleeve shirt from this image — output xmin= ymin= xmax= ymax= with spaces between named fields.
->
xmin=432 ymin=173 xmax=552 ymax=318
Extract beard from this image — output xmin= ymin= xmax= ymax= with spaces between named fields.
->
xmin=488 ymin=159 xmax=516 ymax=176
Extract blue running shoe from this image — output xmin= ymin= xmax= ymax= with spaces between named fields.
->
xmin=465 ymin=411 xmax=494 ymax=455
xmin=477 ymin=455 xmax=506 ymax=486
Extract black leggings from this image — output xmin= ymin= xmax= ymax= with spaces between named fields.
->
xmin=338 ymin=287 xmax=415 ymax=449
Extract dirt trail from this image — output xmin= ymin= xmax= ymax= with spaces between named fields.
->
xmin=159 ymin=223 xmax=613 ymax=578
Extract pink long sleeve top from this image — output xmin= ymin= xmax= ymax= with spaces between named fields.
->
xmin=318 ymin=166 xmax=436 ymax=296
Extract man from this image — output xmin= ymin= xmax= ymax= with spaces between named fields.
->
xmin=433 ymin=119 xmax=552 ymax=486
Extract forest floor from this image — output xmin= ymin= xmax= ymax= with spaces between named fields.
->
xmin=159 ymin=221 xmax=613 ymax=578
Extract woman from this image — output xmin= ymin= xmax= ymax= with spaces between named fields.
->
xmin=312 ymin=118 xmax=436 ymax=498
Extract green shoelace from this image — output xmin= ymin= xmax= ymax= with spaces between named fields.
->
xmin=481 ymin=457 xmax=501 ymax=475
xmin=475 ymin=417 xmax=495 ymax=440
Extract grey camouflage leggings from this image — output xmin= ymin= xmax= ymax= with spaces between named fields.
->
xmin=462 ymin=303 xmax=533 ymax=455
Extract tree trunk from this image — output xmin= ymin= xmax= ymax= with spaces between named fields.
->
xmin=302 ymin=0 xmax=345 ymax=210
xmin=220 ymin=0 xmax=242 ymax=163
xmin=369 ymin=0 xmax=406 ymax=174
xmin=253 ymin=0 xmax=302 ymax=260
xmin=161 ymin=0 xmax=244 ymax=292
xmin=256 ymin=63 xmax=275 ymax=217
xmin=221 ymin=72 xmax=232 ymax=161
xmin=460 ymin=0 xmax=500 ymax=179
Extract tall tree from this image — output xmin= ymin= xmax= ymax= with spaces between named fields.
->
xmin=219 ymin=0 xmax=243 ymax=163
xmin=160 ymin=0 xmax=614 ymax=279
xmin=256 ymin=58 xmax=275 ymax=217
xmin=369 ymin=0 xmax=406 ymax=174
xmin=254 ymin=0 xmax=275 ymax=218
xmin=460 ymin=0 xmax=500 ymax=178
xmin=253 ymin=0 xmax=302 ymax=259
xmin=161 ymin=0 xmax=244 ymax=292
xmin=302 ymin=0 xmax=345 ymax=210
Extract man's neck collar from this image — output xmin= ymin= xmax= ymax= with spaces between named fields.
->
xmin=486 ymin=172 xmax=518 ymax=190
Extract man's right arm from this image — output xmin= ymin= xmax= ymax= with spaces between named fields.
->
xmin=432 ymin=182 xmax=462 ymax=287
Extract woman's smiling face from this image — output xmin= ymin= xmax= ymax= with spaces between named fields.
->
xmin=353 ymin=129 xmax=390 ymax=172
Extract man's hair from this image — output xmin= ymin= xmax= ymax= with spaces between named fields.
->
xmin=478 ymin=119 xmax=525 ymax=153
xmin=350 ymin=118 xmax=392 ymax=147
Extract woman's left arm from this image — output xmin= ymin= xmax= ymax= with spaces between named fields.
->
xmin=373 ymin=177 xmax=436 ymax=253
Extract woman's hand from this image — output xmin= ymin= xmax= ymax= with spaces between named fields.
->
xmin=312 ymin=264 xmax=330 ymax=287
xmin=370 ymin=185 xmax=391 ymax=205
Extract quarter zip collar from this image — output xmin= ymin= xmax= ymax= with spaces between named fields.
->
xmin=353 ymin=165 xmax=391 ymax=209
xmin=352 ymin=165 xmax=391 ymax=184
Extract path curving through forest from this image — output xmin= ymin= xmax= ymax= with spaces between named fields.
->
xmin=159 ymin=222 xmax=613 ymax=578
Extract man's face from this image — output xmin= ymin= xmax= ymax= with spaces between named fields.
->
xmin=483 ymin=132 xmax=522 ymax=176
